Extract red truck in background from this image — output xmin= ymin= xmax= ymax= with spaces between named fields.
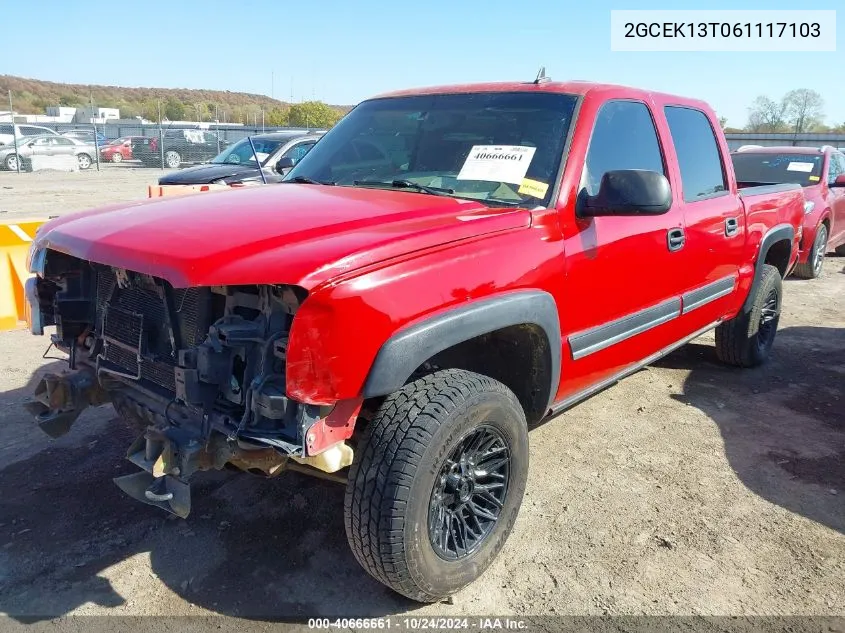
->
xmin=731 ymin=145 xmax=845 ymax=279
xmin=23 ymin=79 xmax=805 ymax=602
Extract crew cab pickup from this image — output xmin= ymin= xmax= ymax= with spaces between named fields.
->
xmin=23 ymin=80 xmax=804 ymax=603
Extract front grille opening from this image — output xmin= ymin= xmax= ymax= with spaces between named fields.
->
xmin=95 ymin=266 xmax=210 ymax=395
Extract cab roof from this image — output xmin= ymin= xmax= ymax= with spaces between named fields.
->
xmin=372 ymin=80 xmax=712 ymax=110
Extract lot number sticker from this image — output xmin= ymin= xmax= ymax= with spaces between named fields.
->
xmin=786 ymin=161 xmax=815 ymax=173
xmin=457 ymin=145 xmax=536 ymax=185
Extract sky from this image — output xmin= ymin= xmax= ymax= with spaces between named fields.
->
xmin=1 ymin=0 xmax=842 ymax=128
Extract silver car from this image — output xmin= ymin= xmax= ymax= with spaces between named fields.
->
xmin=0 ymin=134 xmax=97 ymax=171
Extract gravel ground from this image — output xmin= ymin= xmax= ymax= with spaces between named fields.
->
xmin=0 ymin=165 xmax=173 ymax=221
xmin=0 ymin=170 xmax=842 ymax=626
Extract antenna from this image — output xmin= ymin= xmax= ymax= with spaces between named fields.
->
xmin=533 ymin=67 xmax=550 ymax=84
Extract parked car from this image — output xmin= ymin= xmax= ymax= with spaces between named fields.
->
xmin=24 ymin=80 xmax=804 ymax=603
xmin=62 ymin=129 xmax=110 ymax=147
xmin=732 ymin=145 xmax=845 ymax=278
xmin=0 ymin=123 xmax=60 ymax=146
xmin=0 ymin=134 xmax=96 ymax=170
xmin=99 ymin=136 xmax=141 ymax=163
xmin=157 ymin=132 xmax=323 ymax=186
xmin=132 ymin=129 xmax=229 ymax=168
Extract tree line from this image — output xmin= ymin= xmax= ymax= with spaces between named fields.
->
xmin=1 ymin=75 xmax=348 ymax=128
xmin=723 ymin=89 xmax=843 ymax=134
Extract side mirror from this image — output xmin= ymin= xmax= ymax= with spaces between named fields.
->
xmin=831 ymin=174 xmax=845 ymax=187
xmin=578 ymin=170 xmax=672 ymax=217
xmin=274 ymin=156 xmax=295 ymax=175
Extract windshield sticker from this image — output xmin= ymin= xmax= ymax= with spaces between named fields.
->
xmin=808 ymin=175 xmax=820 ymax=182
xmin=254 ymin=152 xmax=269 ymax=162
xmin=518 ymin=178 xmax=549 ymax=198
xmin=457 ymin=145 xmax=536 ymax=185
xmin=786 ymin=161 xmax=815 ymax=173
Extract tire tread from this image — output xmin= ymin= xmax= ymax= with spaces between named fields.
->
xmin=344 ymin=369 xmax=522 ymax=602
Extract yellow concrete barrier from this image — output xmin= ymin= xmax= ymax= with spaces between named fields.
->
xmin=0 ymin=219 xmax=45 ymax=331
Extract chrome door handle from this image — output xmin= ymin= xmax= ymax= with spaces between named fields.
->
xmin=725 ymin=217 xmax=739 ymax=237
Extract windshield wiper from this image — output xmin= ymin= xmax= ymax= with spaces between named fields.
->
xmin=284 ymin=176 xmax=335 ymax=185
xmin=354 ymin=179 xmax=455 ymax=196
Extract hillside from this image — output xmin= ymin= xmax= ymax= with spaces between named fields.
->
xmin=0 ymin=75 xmax=350 ymax=125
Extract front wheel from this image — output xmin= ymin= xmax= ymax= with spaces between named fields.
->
xmin=344 ymin=369 xmax=529 ymax=602
xmin=5 ymin=153 xmax=20 ymax=171
xmin=715 ymin=263 xmax=782 ymax=367
xmin=77 ymin=153 xmax=91 ymax=170
xmin=111 ymin=152 xmax=123 ymax=163
xmin=793 ymin=224 xmax=828 ymax=279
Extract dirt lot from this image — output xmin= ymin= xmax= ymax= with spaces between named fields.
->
xmin=0 ymin=166 xmax=172 ymax=221
xmin=0 ymin=170 xmax=842 ymax=624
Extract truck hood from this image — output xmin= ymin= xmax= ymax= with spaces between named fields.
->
xmin=34 ymin=184 xmax=531 ymax=290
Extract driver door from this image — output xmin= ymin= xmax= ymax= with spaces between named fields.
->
xmin=557 ymin=98 xmax=688 ymax=401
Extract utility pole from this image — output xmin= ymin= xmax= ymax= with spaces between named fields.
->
xmin=8 ymin=90 xmax=20 ymax=174
xmin=89 ymin=92 xmax=100 ymax=171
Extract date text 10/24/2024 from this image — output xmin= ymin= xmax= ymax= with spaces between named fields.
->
xmin=308 ymin=618 xmax=527 ymax=630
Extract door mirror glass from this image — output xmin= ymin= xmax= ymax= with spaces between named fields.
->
xmin=578 ymin=169 xmax=672 ymax=217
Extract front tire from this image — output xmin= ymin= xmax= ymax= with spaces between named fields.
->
xmin=77 ymin=153 xmax=91 ymax=170
xmin=793 ymin=223 xmax=828 ymax=279
xmin=111 ymin=152 xmax=123 ymax=163
xmin=5 ymin=153 xmax=20 ymax=171
xmin=715 ymin=263 xmax=782 ymax=367
xmin=344 ymin=369 xmax=529 ymax=602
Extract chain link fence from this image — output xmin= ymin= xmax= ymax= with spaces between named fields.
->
xmin=1 ymin=90 xmax=328 ymax=173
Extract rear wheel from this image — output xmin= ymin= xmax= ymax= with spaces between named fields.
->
xmin=715 ymin=263 xmax=782 ymax=367
xmin=344 ymin=369 xmax=529 ymax=602
xmin=793 ymin=224 xmax=828 ymax=279
xmin=5 ymin=153 xmax=20 ymax=171
xmin=164 ymin=150 xmax=181 ymax=168
xmin=77 ymin=153 xmax=91 ymax=170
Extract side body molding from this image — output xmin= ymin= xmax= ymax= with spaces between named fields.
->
xmin=743 ymin=223 xmax=794 ymax=314
xmin=363 ymin=290 xmax=562 ymax=410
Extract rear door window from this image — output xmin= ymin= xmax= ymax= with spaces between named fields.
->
xmin=664 ymin=106 xmax=727 ymax=201
xmin=582 ymin=100 xmax=665 ymax=196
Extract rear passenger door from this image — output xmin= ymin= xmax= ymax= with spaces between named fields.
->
xmin=663 ymin=105 xmax=745 ymax=327
xmin=560 ymin=99 xmax=688 ymax=398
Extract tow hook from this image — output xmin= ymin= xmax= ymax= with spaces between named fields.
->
xmin=23 ymin=367 xmax=110 ymax=438
xmin=113 ymin=429 xmax=197 ymax=519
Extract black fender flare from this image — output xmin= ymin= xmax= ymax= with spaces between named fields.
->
xmin=743 ymin=223 xmax=794 ymax=314
xmin=363 ymin=290 xmax=562 ymax=411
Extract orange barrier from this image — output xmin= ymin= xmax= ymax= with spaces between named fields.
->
xmin=0 ymin=219 xmax=46 ymax=331
xmin=147 ymin=183 xmax=233 ymax=198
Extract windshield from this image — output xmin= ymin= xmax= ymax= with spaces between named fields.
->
xmin=732 ymin=152 xmax=824 ymax=187
xmin=212 ymin=137 xmax=284 ymax=166
xmin=284 ymin=92 xmax=578 ymax=207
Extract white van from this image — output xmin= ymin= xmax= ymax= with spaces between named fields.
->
xmin=0 ymin=123 xmax=60 ymax=146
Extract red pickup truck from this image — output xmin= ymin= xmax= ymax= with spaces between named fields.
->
xmin=23 ymin=80 xmax=804 ymax=602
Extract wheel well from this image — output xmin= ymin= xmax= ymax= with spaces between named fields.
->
xmin=763 ymin=238 xmax=791 ymax=277
xmin=407 ymin=324 xmax=552 ymax=425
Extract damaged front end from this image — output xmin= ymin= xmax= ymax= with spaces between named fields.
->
xmin=25 ymin=249 xmax=358 ymax=518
